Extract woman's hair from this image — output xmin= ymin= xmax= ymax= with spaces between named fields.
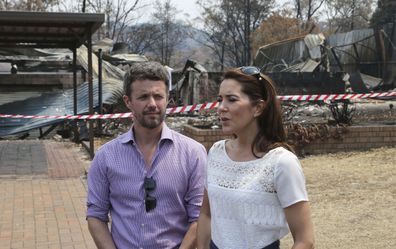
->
xmin=223 ymin=68 xmax=294 ymax=156
xmin=123 ymin=61 xmax=169 ymax=96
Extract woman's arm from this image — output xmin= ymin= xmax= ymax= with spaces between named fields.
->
xmin=196 ymin=189 xmax=211 ymax=249
xmin=284 ymin=201 xmax=315 ymax=249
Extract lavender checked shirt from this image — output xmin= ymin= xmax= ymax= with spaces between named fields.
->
xmin=86 ymin=124 xmax=207 ymax=249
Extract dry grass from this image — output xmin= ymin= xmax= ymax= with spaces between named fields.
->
xmin=281 ymin=147 xmax=396 ymax=249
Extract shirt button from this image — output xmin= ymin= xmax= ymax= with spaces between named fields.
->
xmin=141 ymin=223 xmax=144 ymax=227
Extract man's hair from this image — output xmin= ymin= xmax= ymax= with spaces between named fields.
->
xmin=123 ymin=61 xmax=169 ymax=96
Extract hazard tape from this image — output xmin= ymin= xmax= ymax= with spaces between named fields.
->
xmin=278 ymin=92 xmax=396 ymax=101
xmin=1 ymin=92 xmax=395 ymax=120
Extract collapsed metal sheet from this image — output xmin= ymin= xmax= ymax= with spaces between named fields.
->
xmin=0 ymin=77 xmax=123 ymax=137
xmin=0 ymin=46 xmax=125 ymax=137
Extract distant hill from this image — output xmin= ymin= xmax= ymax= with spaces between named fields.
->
xmin=124 ymin=22 xmax=214 ymax=70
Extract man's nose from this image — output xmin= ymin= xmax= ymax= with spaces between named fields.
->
xmin=147 ymin=96 xmax=157 ymax=106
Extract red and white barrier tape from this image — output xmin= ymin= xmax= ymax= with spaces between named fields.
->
xmin=1 ymin=92 xmax=395 ymax=120
xmin=278 ymin=92 xmax=396 ymax=101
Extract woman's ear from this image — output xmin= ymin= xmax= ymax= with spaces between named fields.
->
xmin=254 ymin=99 xmax=266 ymax=117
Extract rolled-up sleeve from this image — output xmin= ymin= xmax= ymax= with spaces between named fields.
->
xmin=184 ymin=144 xmax=207 ymax=222
xmin=86 ymin=149 xmax=111 ymax=222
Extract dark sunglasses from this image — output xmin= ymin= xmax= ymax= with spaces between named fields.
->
xmin=144 ymin=177 xmax=157 ymax=212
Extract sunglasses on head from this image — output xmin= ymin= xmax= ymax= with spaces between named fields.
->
xmin=239 ymin=66 xmax=263 ymax=81
xmin=239 ymin=66 xmax=260 ymax=75
xmin=144 ymin=177 xmax=156 ymax=212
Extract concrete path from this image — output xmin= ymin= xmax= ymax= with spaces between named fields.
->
xmin=0 ymin=140 xmax=96 ymax=249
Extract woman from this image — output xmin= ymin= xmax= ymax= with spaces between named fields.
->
xmin=197 ymin=67 xmax=314 ymax=249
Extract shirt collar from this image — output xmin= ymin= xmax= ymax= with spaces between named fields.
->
xmin=120 ymin=123 xmax=173 ymax=144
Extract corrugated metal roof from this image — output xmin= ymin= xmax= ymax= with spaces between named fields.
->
xmin=0 ymin=11 xmax=104 ymax=49
xmin=327 ymin=29 xmax=377 ymax=68
xmin=281 ymin=59 xmax=320 ymax=72
xmin=254 ymin=36 xmax=308 ymax=72
xmin=0 ymin=77 xmax=123 ymax=137
xmin=254 ymin=29 xmax=378 ymax=74
xmin=304 ymin=34 xmax=325 ymax=60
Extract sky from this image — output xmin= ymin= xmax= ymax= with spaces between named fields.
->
xmin=58 ymin=0 xmax=202 ymax=23
xmin=139 ymin=0 xmax=202 ymax=23
xmin=171 ymin=0 xmax=201 ymax=20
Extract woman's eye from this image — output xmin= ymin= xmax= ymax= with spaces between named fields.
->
xmin=216 ymin=97 xmax=223 ymax=102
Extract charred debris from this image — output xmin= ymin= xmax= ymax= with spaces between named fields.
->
xmin=1 ymin=23 xmax=396 ymax=140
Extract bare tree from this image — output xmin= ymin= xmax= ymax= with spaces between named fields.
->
xmin=198 ymin=0 xmax=274 ymax=68
xmin=324 ymin=0 xmax=374 ymax=33
xmin=0 ymin=0 xmax=11 ymax=10
xmin=151 ymin=0 xmax=186 ymax=66
xmin=0 ymin=0 xmax=59 ymax=11
xmin=293 ymin=0 xmax=325 ymax=22
xmin=124 ymin=23 xmax=163 ymax=54
xmin=85 ymin=0 xmax=142 ymax=42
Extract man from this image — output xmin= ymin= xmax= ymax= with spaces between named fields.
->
xmin=86 ymin=61 xmax=207 ymax=249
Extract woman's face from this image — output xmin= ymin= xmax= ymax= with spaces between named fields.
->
xmin=217 ymin=79 xmax=262 ymax=136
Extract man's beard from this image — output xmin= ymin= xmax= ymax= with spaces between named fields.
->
xmin=138 ymin=111 xmax=166 ymax=129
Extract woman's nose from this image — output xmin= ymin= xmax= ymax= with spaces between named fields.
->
xmin=217 ymin=102 xmax=226 ymax=113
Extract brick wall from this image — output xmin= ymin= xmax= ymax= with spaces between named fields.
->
xmin=182 ymin=124 xmax=232 ymax=151
xmin=182 ymin=124 xmax=396 ymax=155
xmin=301 ymin=125 xmax=396 ymax=155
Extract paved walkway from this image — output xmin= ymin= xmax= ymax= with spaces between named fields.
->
xmin=0 ymin=140 xmax=96 ymax=249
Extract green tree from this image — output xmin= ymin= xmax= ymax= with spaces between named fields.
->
xmin=293 ymin=0 xmax=325 ymax=22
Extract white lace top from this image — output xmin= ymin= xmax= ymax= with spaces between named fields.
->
xmin=206 ymin=140 xmax=308 ymax=249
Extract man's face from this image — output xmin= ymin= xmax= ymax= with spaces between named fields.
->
xmin=123 ymin=79 xmax=168 ymax=129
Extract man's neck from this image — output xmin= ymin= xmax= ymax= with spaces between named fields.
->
xmin=133 ymin=123 xmax=163 ymax=146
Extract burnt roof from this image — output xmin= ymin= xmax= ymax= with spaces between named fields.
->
xmin=0 ymin=11 xmax=104 ymax=49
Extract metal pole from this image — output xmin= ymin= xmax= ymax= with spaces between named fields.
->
xmin=72 ymin=47 xmax=79 ymax=142
xmin=97 ymin=48 xmax=103 ymax=134
xmin=73 ymin=48 xmax=77 ymax=115
xmin=87 ymin=29 xmax=95 ymax=159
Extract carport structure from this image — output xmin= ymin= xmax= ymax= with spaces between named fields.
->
xmin=0 ymin=11 xmax=105 ymax=159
